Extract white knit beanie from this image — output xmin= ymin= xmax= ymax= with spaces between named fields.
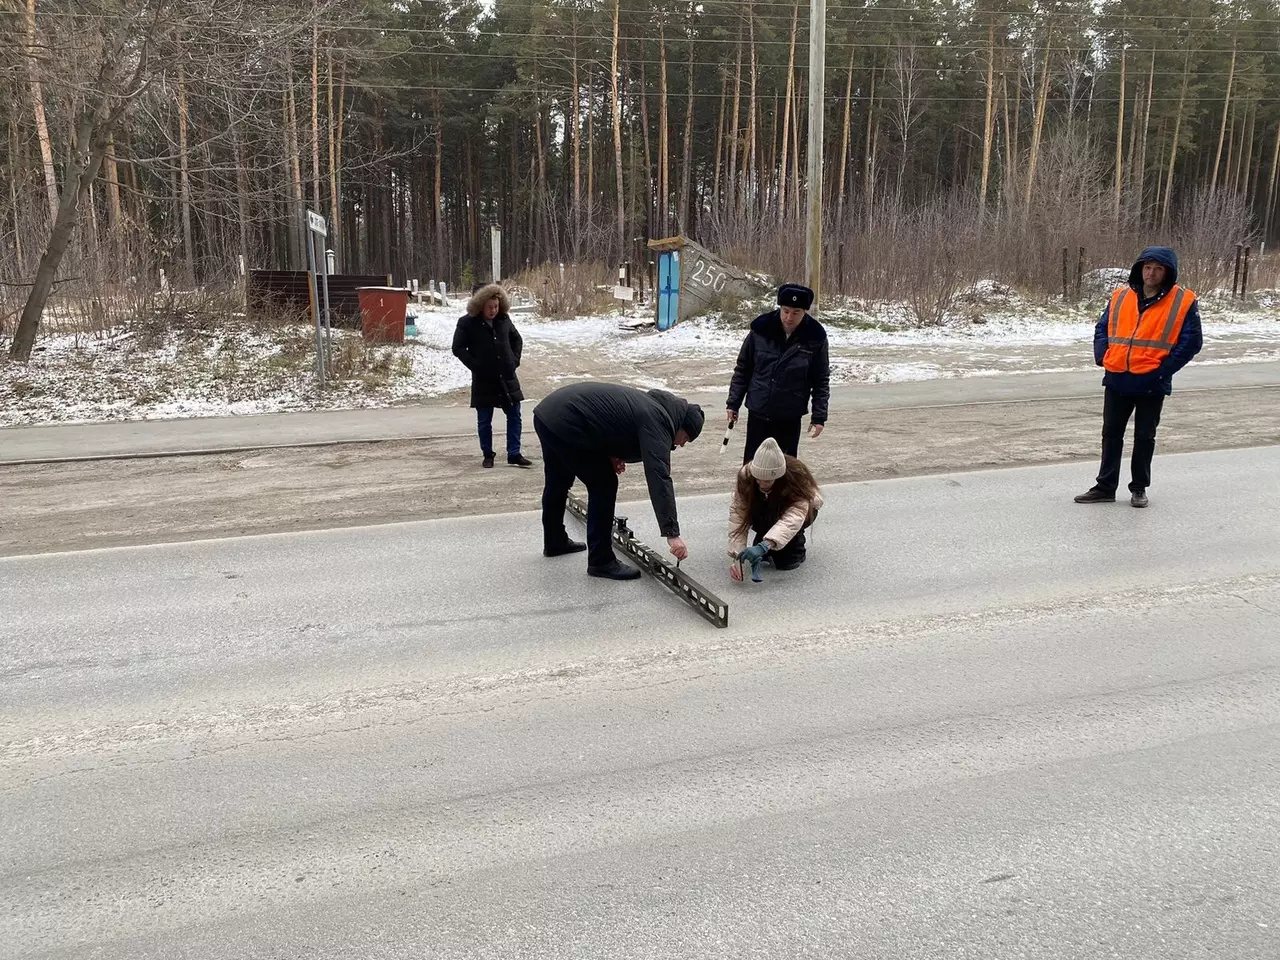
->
xmin=749 ymin=438 xmax=787 ymax=482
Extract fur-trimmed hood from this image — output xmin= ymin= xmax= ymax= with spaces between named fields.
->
xmin=466 ymin=283 xmax=511 ymax=317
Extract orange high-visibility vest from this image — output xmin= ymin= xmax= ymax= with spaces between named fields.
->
xmin=1103 ymin=284 xmax=1197 ymax=375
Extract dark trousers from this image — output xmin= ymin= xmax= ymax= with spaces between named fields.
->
xmin=742 ymin=413 xmax=803 ymax=463
xmin=752 ymin=528 xmax=807 ymax=569
xmin=476 ymin=403 xmax=521 ymax=458
xmin=1096 ymin=388 xmax=1165 ymax=493
xmin=534 ymin=415 xmax=619 ymax=569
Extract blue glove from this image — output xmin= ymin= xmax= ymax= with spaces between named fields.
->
xmin=737 ymin=543 xmax=769 ymax=582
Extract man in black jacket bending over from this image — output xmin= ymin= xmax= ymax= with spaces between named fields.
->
xmin=726 ymin=283 xmax=831 ymax=462
xmin=533 ymin=383 xmax=706 ymax=580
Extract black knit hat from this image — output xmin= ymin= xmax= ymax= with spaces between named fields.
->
xmin=682 ymin=404 xmax=705 ymax=441
xmin=777 ymin=283 xmax=814 ymax=310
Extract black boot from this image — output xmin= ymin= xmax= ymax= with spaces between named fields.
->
xmin=508 ymin=454 xmax=534 ymax=467
xmin=1074 ymin=486 xmax=1115 ymax=503
xmin=482 ymin=452 xmax=495 ymax=469
xmin=544 ymin=538 xmax=587 ymax=558
xmin=587 ymin=559 xmax=642 ymax=581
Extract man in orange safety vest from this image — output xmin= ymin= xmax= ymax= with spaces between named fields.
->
xmin=1075 ymin=246 xmax=1203 ymax=508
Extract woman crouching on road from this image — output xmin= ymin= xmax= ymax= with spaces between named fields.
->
xmin=728 ymin=437 xmax=824 ymax=581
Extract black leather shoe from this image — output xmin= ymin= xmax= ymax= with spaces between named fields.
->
xmin=544 ymin=539 xmax=587 ymax=558
xmin=587 ymin=560 xmax=642 ymax=581
xmin=1074 ymin=487 xmax=1115 ymax=503
xmin=1130 ymin=490 xmax=1149 ymax=508
xmin=508 ymin=454 xmax=534 ymax=467
xmin=482 ymin=453 xmax=495 ymax=469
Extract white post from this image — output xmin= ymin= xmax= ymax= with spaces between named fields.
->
xmin=326 ymin=248 xmax=336 ymax=274
xmin=805 ymin=0 xmax=826 ymax=316
xmin=491 ymin=226 xmax=502 ymax=282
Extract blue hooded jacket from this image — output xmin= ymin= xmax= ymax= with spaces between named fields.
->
xmin=1093 ymin=246 xmax=1203 ymax=395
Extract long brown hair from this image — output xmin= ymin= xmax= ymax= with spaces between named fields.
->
xmin=731 ymin=455 xmax=821 ymax=541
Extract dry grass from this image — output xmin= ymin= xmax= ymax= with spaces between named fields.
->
xmin=509 ymin=261 xmax=618 ymax=318
xmin=699 ymin=130 xmax=1263 ymax=326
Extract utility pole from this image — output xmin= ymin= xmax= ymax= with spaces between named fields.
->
xmin=805 ymin=0 xmax=826 ymax=314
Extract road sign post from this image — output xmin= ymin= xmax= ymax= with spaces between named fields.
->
xmin=304 ymin=210 xmax=331 ymax=388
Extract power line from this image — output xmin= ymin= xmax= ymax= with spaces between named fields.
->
xmin=27 ymin=3 xmax=1280 ymax=28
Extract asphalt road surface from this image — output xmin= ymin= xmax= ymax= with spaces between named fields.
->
xmin=3 ymin=448 xmax=1279 ymax=959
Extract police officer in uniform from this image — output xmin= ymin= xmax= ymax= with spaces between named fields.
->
xmin=726 ymin=283 xmax=831 ymax=463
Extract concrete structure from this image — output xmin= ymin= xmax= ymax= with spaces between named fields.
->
xmin=647 ymin=235 xmax=765 ymax=330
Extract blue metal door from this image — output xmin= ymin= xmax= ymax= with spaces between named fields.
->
xmin=657 ymin=251 xmax=680 ymax=331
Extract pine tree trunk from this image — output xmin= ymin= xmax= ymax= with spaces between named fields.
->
xmin=1000 ymin=58 xmax=1013 ymax=179
xmin=1114 ymin=44 xmax=1126 ymax=222
xmin=610 ymin=0 xmax=626 ymax=256
xmin=25 ymin=0 xmax=59 ymax=226
xmin=744 ymin=2 xmax=759 ymax=222
xmin=678 ymin=8 xmax=695 ymax=234
xmin=768 ymin=91 xmax=779 ymax=210
xmin=587 ymin=68 xmax=595 ymax=232
xmin=1223 ymin=109 xmax=1237 ymax=197
xmin=104 ymin=136 xmax=124 ymax=234
xmin=639 ymin=57 xmax=654 ymax=234
xmin=8 ymin=118 xmax=25 ymax=264
xmin=571 ymin=31 xmax=581 ymax=249
xmin=791 ymin=78 xmax=802 ymax=222
xmin=1152 ymin=122 xmax=1167 ymax=219
xmin=177 ymin=61 xmax=195 ymax=282
xmin=1263 ymin=121 xmax=1280 ymax=239
xmin=1211 ymin=41 xmax=1237 ymax=198
xmin=285 ymin=80 xmax=306 ymax=269
xmin=713 ymin=69 xmax=726 ymax=208
xmin=1022 ymin=36 xmax=1051 ymax=217
xmin=229 ymin=95 xmax=250 ymax=270
xmin=779 ymin=0 xmax=799 ymax=220
xmin=979 ymin=24 xmax=996 ymax=210
xmin=658 ymin=21 xmax=669 ymax=238
xmin=1011 ymin=52 xmax=1022 ymax=169
xmin=864 ymin=63 xmax=877 ymax=223
xmin=311 ymin=16 xmax=321 ymax=210
xmin=328 ymin=51 xmax=343 ymax=268
xmin=537 ymin=92 xmax=551 ymax=256
xmin=726 ymin=27 xmax=742 ymax=216
xmin=835 ymin=44 xmax=855 ymax=230
xmin=1161 ymin=53 xmax=1189 ymax=229
xmin=1135 ymin=52 xmax=1154 ymax=223
xmin=338 ymin=65 xmax=348 ymax=265
xmin=1237 ymin=102 xmax=1256 ymax=199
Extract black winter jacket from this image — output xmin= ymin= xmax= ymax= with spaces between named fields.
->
xmin=452 ymin=313 xmax=525 ymax=408
xmin=533 ymin=382 xmax=693 ymax=538
xmin=727 ymin=311 xmax=830 ymax=423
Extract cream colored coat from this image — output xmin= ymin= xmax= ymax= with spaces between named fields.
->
xmin=727 ymin=466 xmax=824 ymax=557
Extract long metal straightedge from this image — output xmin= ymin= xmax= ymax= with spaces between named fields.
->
xmin=566 ymin=494 xmax=729 ymax=628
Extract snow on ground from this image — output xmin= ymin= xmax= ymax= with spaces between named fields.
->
xmin=406 ymin=287 xmax=1280 ymax=390
xmin=3 ymin=282 xmax=1278 ymax=427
